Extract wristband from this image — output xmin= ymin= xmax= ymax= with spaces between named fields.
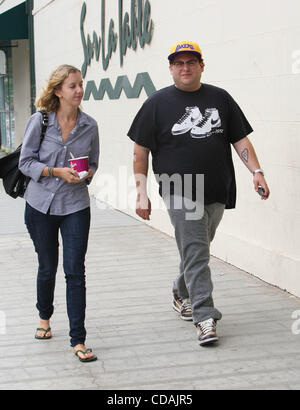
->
xmin=252 ymin=169 xmax=264 ymax=176
xmin=48 ymin=166 xmax=54 ymax=177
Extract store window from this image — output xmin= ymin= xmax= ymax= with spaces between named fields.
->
xmin=0 ymin=47 xmax=15 ymax=151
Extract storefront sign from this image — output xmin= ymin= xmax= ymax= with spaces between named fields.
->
xmin=84 ymin=72 xmax=156 ymax=100
xmin=81 ymin=0 xmax=156 ymax=100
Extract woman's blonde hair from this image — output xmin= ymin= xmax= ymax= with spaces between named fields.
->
xmin=35 ymin=64 xmax=81 ymax=112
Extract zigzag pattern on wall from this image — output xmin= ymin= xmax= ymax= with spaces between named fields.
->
xmin=83 ymin=72 xmax=156 ymax=100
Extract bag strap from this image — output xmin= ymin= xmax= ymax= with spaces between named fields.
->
xmin=39 ymin=110 xmax=49 ymax=142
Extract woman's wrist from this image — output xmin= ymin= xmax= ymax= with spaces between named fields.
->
xmin=48 ymin=166 xmax=54 ymax=177
xmin=52 ymin=168 xmax=60 ymax=178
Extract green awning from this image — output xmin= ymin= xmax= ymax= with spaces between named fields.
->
xmin=0 ymin=2 xmax=28 ymax=41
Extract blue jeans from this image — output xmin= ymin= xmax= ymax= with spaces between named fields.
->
xmin=25 ymin=203 xmax=90 ymax=347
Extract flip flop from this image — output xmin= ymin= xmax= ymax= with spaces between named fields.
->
xmin=35 ymin=327 xmax=52 ymax=340
xmin=74 ymin=348 xmax=97 ymax=363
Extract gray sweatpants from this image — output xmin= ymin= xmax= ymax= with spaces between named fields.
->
xmin=165 ymin=196 xmax=225 ymax=325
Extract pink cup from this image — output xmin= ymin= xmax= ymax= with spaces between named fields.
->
xmin=68 ymin=156 xmax=89 ymax=175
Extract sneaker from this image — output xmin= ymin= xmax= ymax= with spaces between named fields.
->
xmin=172 ymin=293 xmax=193 ymax=321
xmin=190 ymin=108 xmax=221 ymax=138
xmin=171 ymin=106 xmax=202 ymax=135
xmin=196 ymin=318 xmax=219 ymax=346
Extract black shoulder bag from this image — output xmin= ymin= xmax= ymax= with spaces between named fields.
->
xmin=0 ymin=111 xmax=48 ymax=199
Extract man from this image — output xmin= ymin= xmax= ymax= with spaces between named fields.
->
xmin=128 ymin=41 xmax=270 ymax=346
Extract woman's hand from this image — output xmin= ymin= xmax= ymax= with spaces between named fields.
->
xmin=54 ymin=167 xmax=81 ymax=183
xmin=80 ymin=169 xmax=93 ymax=182
xmin=54 ymin=167 xmax=93 ymax=183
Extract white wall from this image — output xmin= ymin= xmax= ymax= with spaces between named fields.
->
xmin=33 ymin=0 xmax=300 ymax=297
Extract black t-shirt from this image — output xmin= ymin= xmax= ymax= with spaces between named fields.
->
xmin=128 ymin=83 xmax=253 ymax=209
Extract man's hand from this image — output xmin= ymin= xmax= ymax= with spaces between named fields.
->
xmin=233 ymin=137 xmax=270 ymax=200
xmin=136 ymin=193 xmax=151 ymax=220
xmin=133 ymin=143 xmax=151 ymax=219
xmin=253 ymin=173 xmax=270 ymax=200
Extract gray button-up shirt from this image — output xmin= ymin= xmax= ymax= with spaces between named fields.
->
xmin=19 ymin=109 xmax=99 ymax=215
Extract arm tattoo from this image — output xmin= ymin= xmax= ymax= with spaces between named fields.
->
xmin=241 ymin=148 xmax=249 ymax=163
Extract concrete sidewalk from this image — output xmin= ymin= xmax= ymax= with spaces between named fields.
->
xmin=0 ymin=182 xmax=300 ymax=390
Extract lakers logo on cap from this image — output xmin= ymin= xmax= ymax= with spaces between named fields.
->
xmin=168 ymin=41 xmax=202 ymax=61
xmin=175 ymin=43 xmax=195 ymax=52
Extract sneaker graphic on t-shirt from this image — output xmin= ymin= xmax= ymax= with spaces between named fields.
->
xmin=171 ymin=107 xmax=221 ymax=138
xmin=190 ymin=108 xmax=221 ymax=138
xmin=171 ymin=106 xmax=202 ymax=135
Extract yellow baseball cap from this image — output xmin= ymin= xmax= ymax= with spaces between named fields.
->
xmin=168 ymin=40 xmax=202 ymax=61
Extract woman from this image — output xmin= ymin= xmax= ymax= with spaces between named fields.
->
xmin=19 ymin=65 xmax=99 ymax=362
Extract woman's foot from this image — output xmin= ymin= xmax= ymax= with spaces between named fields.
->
xmin=35 ymin=319 xmax=52 ymax=339
xmin=73 ymin=344 xmax=97 ymax=362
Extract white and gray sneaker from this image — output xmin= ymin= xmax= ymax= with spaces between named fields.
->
xmin=172 ymin=293 xmax=193 ymax=321
xmin=190 ymin=108 xmax=221 ymax=138
xmin=171 ymin=106 xmax=202 ymax=135
xmin=196 ymin=318 xmax=219 ymax=346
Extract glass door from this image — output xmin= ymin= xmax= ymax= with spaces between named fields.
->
xmin=0 ymin=48 xmax=15 ymax=151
